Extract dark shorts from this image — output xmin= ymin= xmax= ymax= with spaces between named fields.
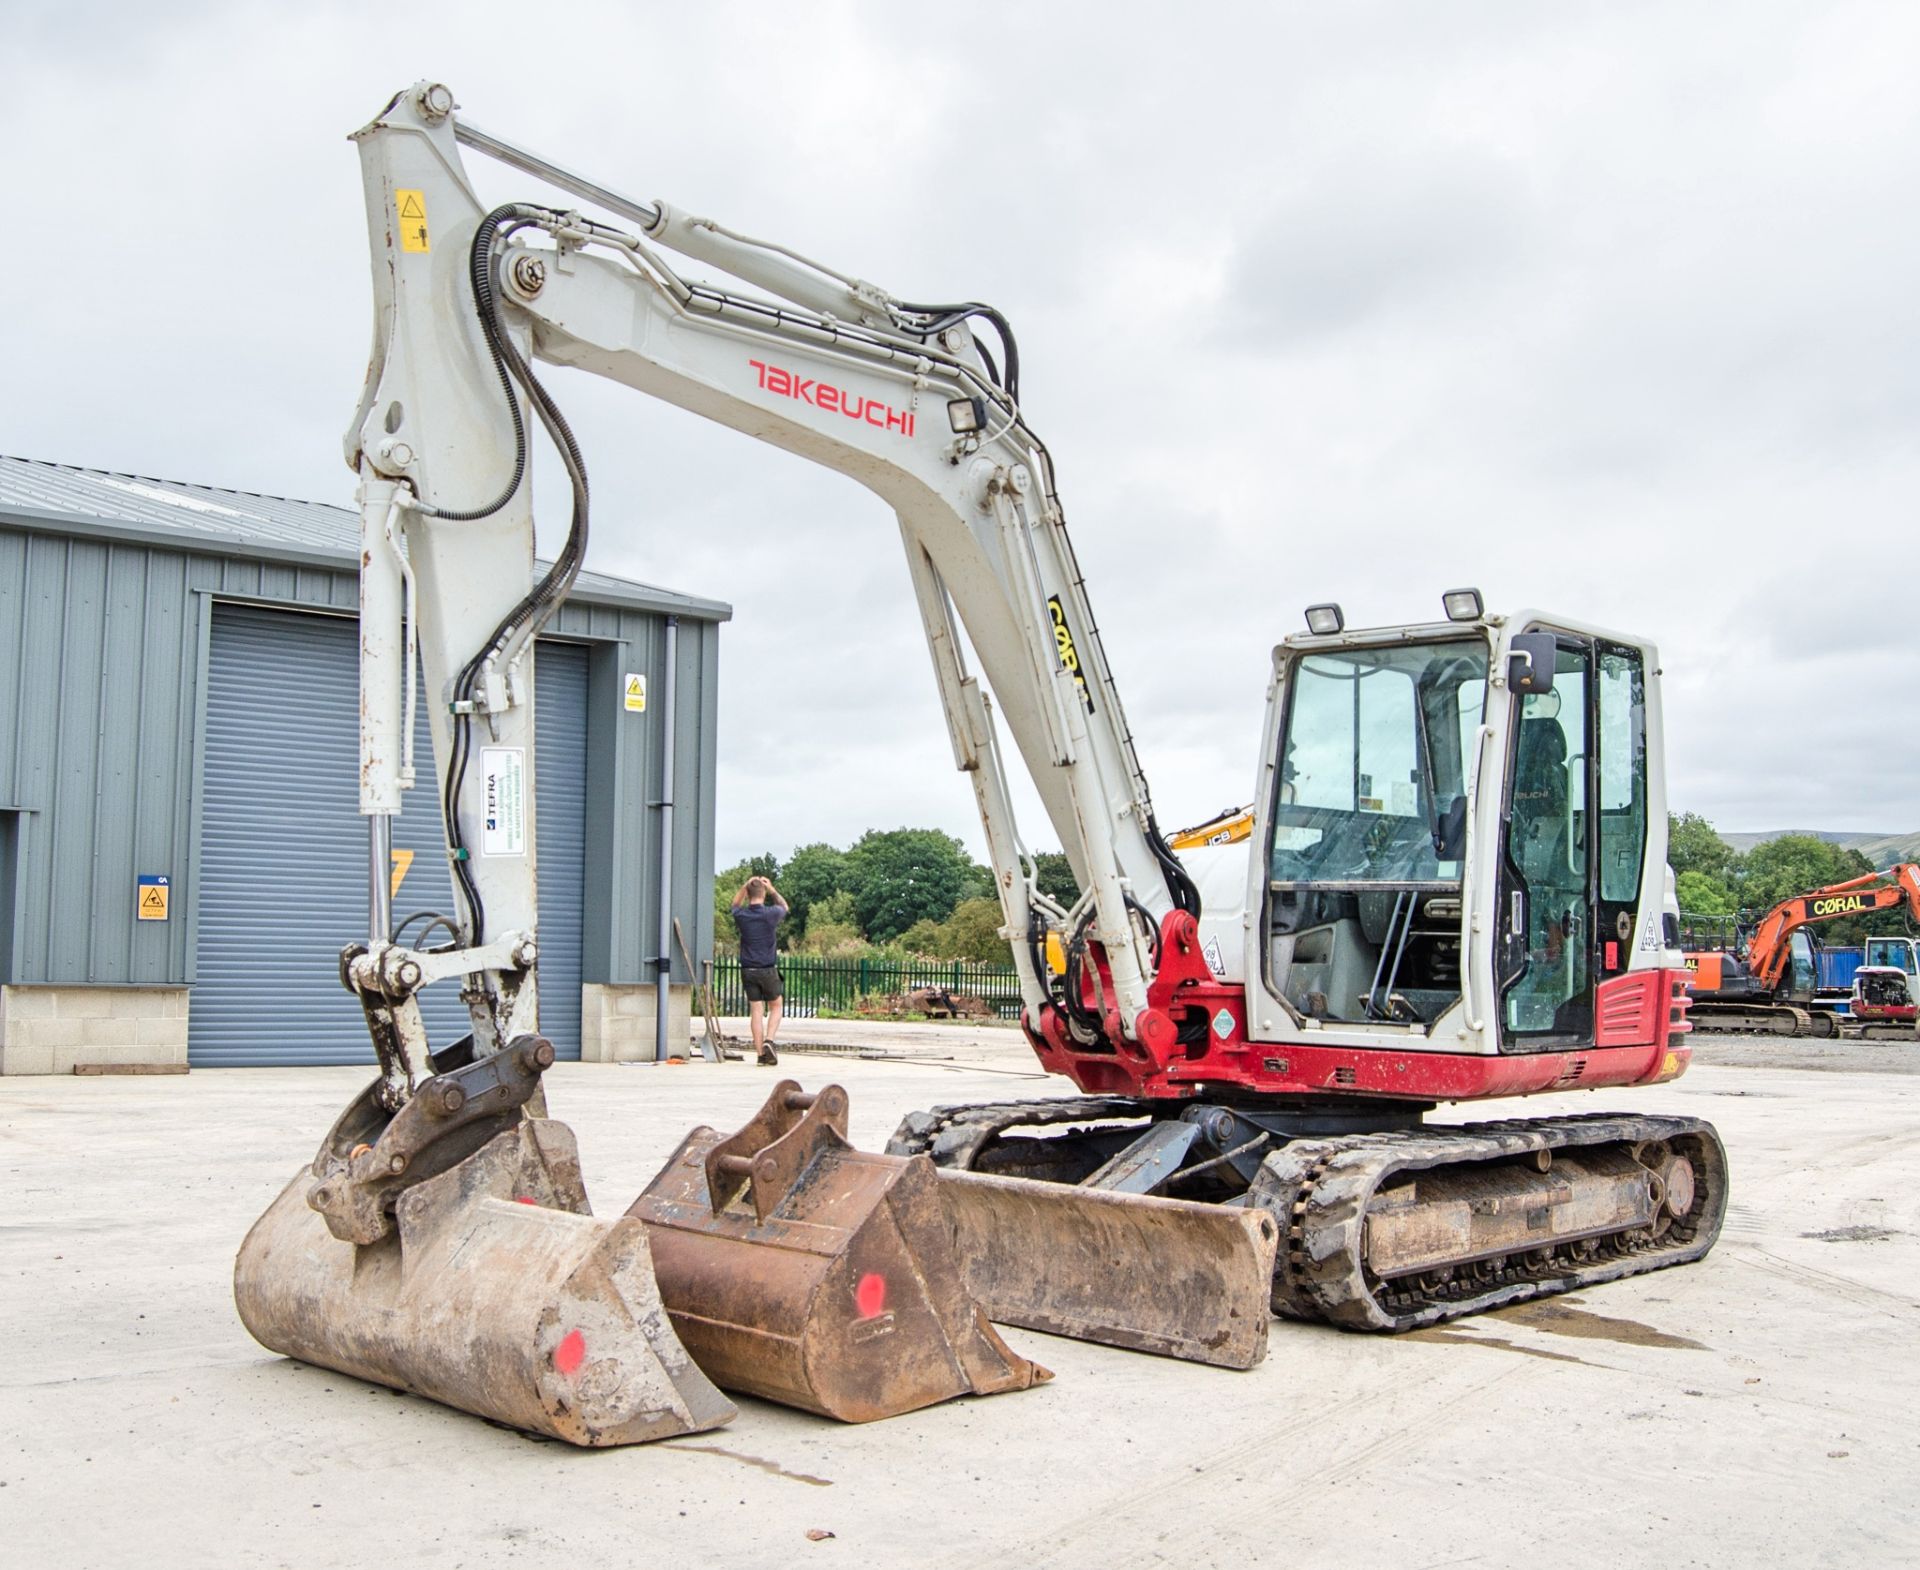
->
xmin=742 ymin=965 xmax=783 ymax=1003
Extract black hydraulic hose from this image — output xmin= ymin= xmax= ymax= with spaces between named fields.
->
xmin=896 ymin=298 xmax=1021 ymax=401
xmin=436 ymin=202 xmax=594 ymax=943
xmin=1061 ymin=907 xmax=1104 ymax=1034
xmin=1000 ymin=414 xmax=1200 ymax=927
xmin=1145 ymin=811 xmax=1203 ymax=918
xmin=393 ymin=911 xmax=462 ymax=952
xmin=1124 ymin=892 xmax=1163 ymax=967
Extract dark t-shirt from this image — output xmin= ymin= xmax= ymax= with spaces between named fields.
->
xmin=732 ymin=902 xmax=786 ymax=969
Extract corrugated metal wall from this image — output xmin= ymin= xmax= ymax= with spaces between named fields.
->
xmin=0 ymin=520 xmax=722 ymax=1005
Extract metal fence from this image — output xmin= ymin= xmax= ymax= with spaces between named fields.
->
xmin=710 ymin=955 xmax=1024 ymax=1021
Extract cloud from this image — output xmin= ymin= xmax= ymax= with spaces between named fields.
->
xmin=2 ymin=0 xmax=1916 ymax=866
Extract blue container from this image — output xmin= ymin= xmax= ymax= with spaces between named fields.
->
xmin=1817 ymin=946 xmax=1863 ymax=994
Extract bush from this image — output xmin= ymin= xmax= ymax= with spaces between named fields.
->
xmin=796 ymin=890 xmax=863 ymax=955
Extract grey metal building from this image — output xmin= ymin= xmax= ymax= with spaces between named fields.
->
xmin=0 ymin=456 xmax=729 ymax=1074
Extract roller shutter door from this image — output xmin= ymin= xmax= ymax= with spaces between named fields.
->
xmin=190 ymin=604 xmax=588 ymax=1066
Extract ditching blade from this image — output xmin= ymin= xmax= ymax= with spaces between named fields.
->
xmin=629 ymin=1081 xmax=1051 ymax=1422
xmin=931 ymin=1168 xmax=1280 ymax=1369
xmin=234 ymin=1118 xmax=736 ymax=1446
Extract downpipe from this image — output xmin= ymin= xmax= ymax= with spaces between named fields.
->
xmin=655 ymin=617 xmax=679 ymax=1062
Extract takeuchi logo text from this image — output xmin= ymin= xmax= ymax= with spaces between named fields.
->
xmin=749 ymin=360 xmax=915 ymax=436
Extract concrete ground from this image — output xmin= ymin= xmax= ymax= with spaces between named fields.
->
xmin=2 ymin=1027 xmax=1915 ymax=1569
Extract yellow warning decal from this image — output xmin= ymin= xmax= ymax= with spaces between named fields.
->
xmin=137 ymin=875 xmax=169 ymax=922
xmin=390 ymin=848 xmax=415 ymax=899
xmin=624 ymin=673 xmax=647 ymax=713
xmin=396 ymin=189 xmax=430 ymax=253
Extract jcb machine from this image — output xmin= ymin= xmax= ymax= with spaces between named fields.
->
xmin=238 ymin=84 xmax=1727 ymax=1438
xmin=1681 ymin=863 xmax=1920 ymax=1037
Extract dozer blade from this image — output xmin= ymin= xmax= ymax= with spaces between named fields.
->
xmin=235 ymin=1117 xmax=736 ymax=1446
xmin=628 ymin=1081 xmax=1050 ymax=1422
xmin=930 ymin=1168 xmax=1280 ymax=1369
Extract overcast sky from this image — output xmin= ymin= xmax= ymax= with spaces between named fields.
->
xmin=5 ymin=0 xmax=1916 ymax=866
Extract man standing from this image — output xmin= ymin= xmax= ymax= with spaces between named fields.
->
xmin=730 ymin=875 xmax=787 ymax=1066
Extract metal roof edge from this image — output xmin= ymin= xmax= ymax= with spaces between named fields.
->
xmin=0 ymin=503 xmax=733 ymax=622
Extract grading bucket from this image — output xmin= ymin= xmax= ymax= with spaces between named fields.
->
xmin=235 ymin=1117 xmax=736 ymax=1446
xmin=628 ymin=1081 xmax=1050 ymax=1422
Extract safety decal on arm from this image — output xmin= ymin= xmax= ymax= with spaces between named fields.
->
xmin=396 ymin=189 xmax=430 ymax=253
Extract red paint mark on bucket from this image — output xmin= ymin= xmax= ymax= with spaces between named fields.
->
xmin=855 ymin=1273 xmax=887 ymax=1319
xmin=514 ymin=1196 xmax=536 ymax=1206
xmin=553 ymin=1328 xmax=587 ymax=1376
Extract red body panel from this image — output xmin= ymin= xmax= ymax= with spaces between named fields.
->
xmin=1025 ymin=912 xmax=1692 ymax=1103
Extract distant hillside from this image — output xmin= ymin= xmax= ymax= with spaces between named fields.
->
xmin=1720 ymin=830 xmax=1920 ymax=868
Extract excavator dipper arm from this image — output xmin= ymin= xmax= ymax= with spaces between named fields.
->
xmin=342 ymin=83 xmax=1193 ymax=1111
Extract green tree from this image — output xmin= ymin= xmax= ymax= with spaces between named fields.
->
xmin=779 ymin=842 xmax=851 ymax=943
xmin=795 ymin=890 xmax=863 ymax=955
xmin=1667 ymin=813 xmax=1735 ymax=882
xmin=1736 ymin=835 xmax=1882 ymax=944
xmin=1736 ymin=835 xmax=1872 ymax=914
xmin=844 ymin=827 xmax=982 ymax=942
xmin=1030 ymin=850 xmax=1081 ymax=908
xmin=936 ymin=897 xmax=1013 ymax=963
xmin=895 ymin=898 xmax=1014 ymax=962
xmin=898 ymin=918 xmax=945 ymax=957
xmin=1674 ymin=870 xmax=1735 ymax=916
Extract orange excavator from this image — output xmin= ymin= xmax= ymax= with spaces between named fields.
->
xmin=1681 ymin=863 xmax=1920 ymax=1036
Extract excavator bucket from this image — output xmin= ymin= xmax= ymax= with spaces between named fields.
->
xmin=929 ymin=1170 xmax=1280 ymax=1369
xmin=235 ymin=1115 xmax=736 ymax=1446
xmin=627 ymin=1081 xmax=1050 ymax=1422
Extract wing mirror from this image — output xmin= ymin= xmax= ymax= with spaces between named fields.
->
xmin=1507 ymin=632 xmax=1557 ymax=695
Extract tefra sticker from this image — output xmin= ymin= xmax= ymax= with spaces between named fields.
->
xmin=480 ymin=747 xmax=527 ymax=856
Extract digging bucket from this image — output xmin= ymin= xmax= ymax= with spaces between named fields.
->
xmin=931 ymin=1169 xmax=1281 ymax=1369
xmin=235 ymin=1117 xmax=736 ymax=1446
xmin=628 ymin=1081 xmax=1050 ymax=1422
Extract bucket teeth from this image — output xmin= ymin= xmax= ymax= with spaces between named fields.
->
xmin=235 ymin=1118 xmax=736 ymax=1446
xmin=629 ymin=1081 xmax=1051 ymax=1423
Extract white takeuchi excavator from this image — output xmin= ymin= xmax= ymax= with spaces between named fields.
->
xmin=236 ymin=83 xmax=1727 ymax=1443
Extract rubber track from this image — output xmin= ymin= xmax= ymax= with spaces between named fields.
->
xmin=890 ymin=1101 xmax=1729 ymax=1336
xmin=1253 ymin=1111 xmax=1729 ymax=1332
xmin=1688 ymin=1003 xmax=1825 ymax=1037
xmin=886 ymin=1097 xmax=1149 ymax=1167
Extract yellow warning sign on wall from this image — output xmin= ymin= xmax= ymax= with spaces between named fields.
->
xmin=395 ymin=189 xmax=430 ymax=253
xmin=390 ymin=848 xmax=415 ymax=899
xmin=624 ymin=673 xmax=647 ymax=713
xmin=137 ymin=875 xmax=169 ymax=922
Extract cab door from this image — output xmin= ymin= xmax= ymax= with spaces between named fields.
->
xmin=1495 ymin=636 xmax=1651 ymax=1048
xmin=1497 ymin=638 xmax=1593 ymax=1043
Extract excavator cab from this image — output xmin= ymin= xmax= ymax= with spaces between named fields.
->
xmin=1258 ymin=613 xmax=1669 ymax=1055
